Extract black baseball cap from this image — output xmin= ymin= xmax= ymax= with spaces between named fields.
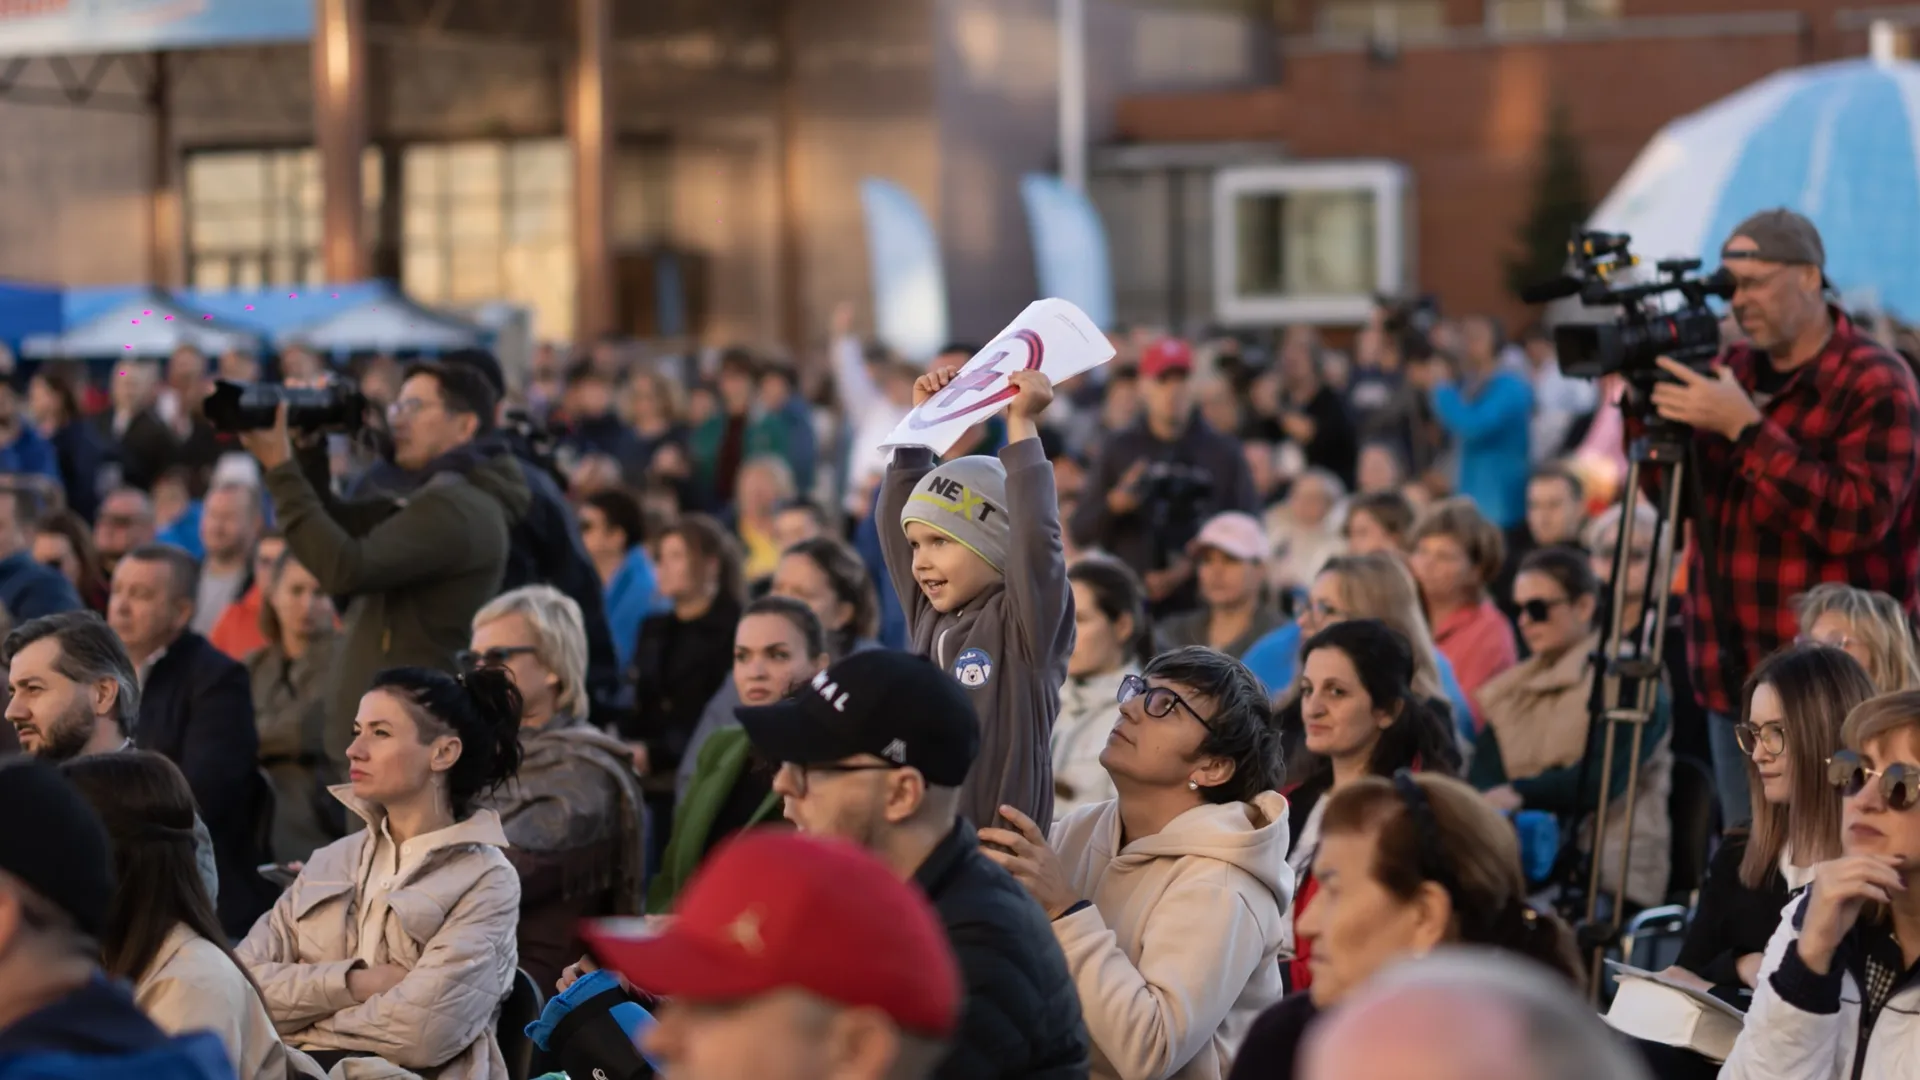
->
xmin=736 ymin=650 xmax=980 ymax=788
xmin=0 ymin=758 xmax=115 ymax=937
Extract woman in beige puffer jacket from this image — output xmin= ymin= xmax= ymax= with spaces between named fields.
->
xmin=238 ymin=666 xmax=527 ymax=1080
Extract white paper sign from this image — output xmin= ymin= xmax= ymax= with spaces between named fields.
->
xmin=878 ymin=297 xmax=1115 ymax=456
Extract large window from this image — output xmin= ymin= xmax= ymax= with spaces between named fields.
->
xmin=402 ymin=138 xmax=574 ymax=342
xmin=1212 ymin=161 xmax=1408 ymax=325
xmin=1486 ymin=0 xmax=1620 ymax=34
xmin=185 ymin=148 xmax=383 ymax=290
xmin=1316 ymin=0 xmax=1446 ymax=38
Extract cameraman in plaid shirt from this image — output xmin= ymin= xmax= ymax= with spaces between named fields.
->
xmin=1637 ymin=209 xmax=1920 ymax=829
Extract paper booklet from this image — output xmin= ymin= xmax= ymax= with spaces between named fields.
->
xmin=1602 ymin=961 xmax=1746 ymax=1063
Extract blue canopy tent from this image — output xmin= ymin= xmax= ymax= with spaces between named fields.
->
xmin=22 ymin=286 xmax=259 ymax=359
xmin=172 ymin=281 xmax=484 ymax=354
xmin=0 ymin=281 xmax=64 ymax=348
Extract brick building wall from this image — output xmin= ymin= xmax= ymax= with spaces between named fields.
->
xmin=1116 ymin=1 xmax=1889 ymax=328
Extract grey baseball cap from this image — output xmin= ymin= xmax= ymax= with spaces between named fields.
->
xmin=1721 ymin=208 xmax=1825 ymax=268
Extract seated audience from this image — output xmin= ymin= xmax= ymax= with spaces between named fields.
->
xmin=110 ymin=543 xmax=270 ymax=938
xmin=210 ymin=530 xmax=285 ymax=661
xmin=772 ymin=498 xmax=829 ymax=551
xmin=1340 ymin=490 xmax=1416 ymax=557
xmin=248 ymin=549 xmax=340 ymax=865
xmin=0 ymin=485 xmax=80 ymax=621
xmin=1409 ymin=498 xmax=1518 ymax=732
xmin=578 ymin=488 xmax=659 ymax=672
xmin=987 ymin=646 xmax=1290 ymax=1080
xmin=192 ymin=482 xmax=263 ymax=637
xmin=33 ymin=507 xmax=110 ymax=613
xmin=1721 ymin=689 xmax=1920 ymax=1080
xmin=1229 ymin=774 xmax=1585 ymax=1080
xmin=1493 ymin=463 xmax=1588 ymax=631
xmin=469 ymin=585 xmax=646 ymax=993
xmin=1299 ymin=950 xmax=1648 ymax=1080
xmin=1353 ymin=441 xmax=1406 ymax=496
xmin=733 ymin=454 xmax=797 ymax=584
xmin=1053 ymin=557 xmax=1150 ymax=819
xmin=652 ymin=597 xmax=829 ymax=912
xmin=1793 ymin=582 xmax=1920 ymax=693
xmin=63 ymin=751 xmax=316 ymax=1080
xmin=237 ymin=666 xmax=525 ymax=1079
xmin=1282 ymin=619 xmax=1464 ymax=993
xmin=744 ymin=648 xmax=1091 ymax=1078
xmin=586 ymin=832 xmax=963 ymax=1080
xmin=0 ymin=759 xmax=234 ymax=1080
xmin=28 ymin=365 xmax=110 ymax=522
xmin=1471 ymin=547 xmax=1673 ymax=910
xmin=1264 ymin=469 xmax=1348 ymax=595
xmin=1156 ymin=513 xmax=1285 ymax=659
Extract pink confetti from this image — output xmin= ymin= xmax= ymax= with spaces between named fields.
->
xmin=163 ymin=315 xmax=173 ymax=321
xmin=123 ymin=345 xmax=131 ymax=351
xmin=202 ymin=314 xmax=212 ymax=320
xmin=130 ymin=319 xmax=139 ymax=324
xmin=331 ymin=293 xmax=339 ymax=299
xmin=289 ymin=293 xmax=298 ymax=299
xmin=244 ymin=305 xmax=254 ymax=311
xmin=142 ymin=310 xmax=151 ymax=315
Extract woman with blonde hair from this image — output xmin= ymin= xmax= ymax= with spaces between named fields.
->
xmin=468 ymin=585 xmax=646 ymax=993
xmin=1793 ymin=582 xmax=1920 ymax=693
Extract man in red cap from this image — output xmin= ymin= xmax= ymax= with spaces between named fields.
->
xmin=1070 ymin=336 xmax=1259 ymax=616
xmin=586 ymin=829 xmax=963 ymax=1080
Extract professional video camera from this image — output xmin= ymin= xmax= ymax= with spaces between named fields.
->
xmin=203 ymin=379 xmax=368 ymax=435
xmin=1375 ymin=291 xmax=1441 ymax=360
xmin=1524 ymin=230 xmax=1736 ymax=384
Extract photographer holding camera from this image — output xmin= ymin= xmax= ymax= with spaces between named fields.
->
xmin=1638 ymin=209 xmax=1920 ymax=829
xmin=239 ymin=362 xmax=532 ymax=778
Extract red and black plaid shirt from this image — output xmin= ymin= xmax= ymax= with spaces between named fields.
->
xmin=1641 ymin=310 xmax=1920 ymax=715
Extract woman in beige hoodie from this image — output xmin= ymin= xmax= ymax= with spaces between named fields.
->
xmin=64 ymin=751 xmax=320 ymax=1080
xmin=237 ymin=666 xmax=527 ymax=1080
xmin=983 ymin=645 xmax=1292 ymax=1080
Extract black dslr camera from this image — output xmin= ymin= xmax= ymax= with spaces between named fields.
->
xmin=203 ymin=379 xmax=368 ymax=435
xmin=1526 ymin=230 xmax=1736 ymax=387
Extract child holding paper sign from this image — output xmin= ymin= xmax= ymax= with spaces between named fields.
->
xmin=879 ymin=365 xmax=1075 ymax=830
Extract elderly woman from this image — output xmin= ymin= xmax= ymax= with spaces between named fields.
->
xmin=248 ymin=549 xmax=340 ymax=865
xmin=468 ymin=585 xmax=647 ymax=993
xmin=1264 ymin=468 xmax=1348 ymax=595
xmin=1792 ymin=582 xmax=1920 ymax=694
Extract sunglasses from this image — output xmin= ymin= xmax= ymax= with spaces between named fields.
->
xmin=455 ymin=646 xmax=537 ymax=672
xmin=1827 ymin=750 xmax=1920 ymax=811
xmin=1117 ymin=673 xmax=1212 ymax=729
xmin=1734 ymin=722 xmax=1787 ymax=757
xmin=1516 ymin=597 xmax=1569 ymax=624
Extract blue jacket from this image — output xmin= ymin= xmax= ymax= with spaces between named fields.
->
xmin=1242 ymin=620 xmax=1475 ymax=734
xmin=0 ymin=977 xmax=236 ymax=1080
xmin=156 ymin=501 xmax=204 ymax=561
xmin=0 ymin=550 xmax=81 ymax=622
xmin=1431 ymin=371 xmax=1534 ymax=529
xmin=0 ymin=425 xmax=61 ymax=487
xmin=605 ymin=545 xmax=662 ymax=670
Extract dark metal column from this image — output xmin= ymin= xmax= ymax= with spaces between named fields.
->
xmin=569 ymin=0 xmax=614 ymax=340
xmin=313 ymin=0 xmax=367 ymax=282
xmin=148 ymin=51 xmax=177 ymax=287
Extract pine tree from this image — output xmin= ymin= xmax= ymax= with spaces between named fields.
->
xmin=1505 ymin=98 xmax=1592 ymax=303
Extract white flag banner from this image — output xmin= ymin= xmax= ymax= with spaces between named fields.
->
xmin=878 ymin=297 xmax=1115 ymax=457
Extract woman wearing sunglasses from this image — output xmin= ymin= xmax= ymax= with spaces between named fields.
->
xmin=1722 ymin=688 xmax=1920 ymax=1080
xmin=1282 ymin=619 xmax=1462 ymax=993
xmin=987 ymin=645 xmax=1291 ymax=1080
xmin=1471 ymin=546 xmax=1673 ymax=911
xmin=465 ymin=585 xmax=647 ymax=993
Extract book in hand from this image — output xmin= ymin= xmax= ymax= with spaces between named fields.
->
xmin=1602 ymin=961 xmax=1746 ymax=1063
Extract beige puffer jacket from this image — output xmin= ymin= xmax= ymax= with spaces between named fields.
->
xmin=236 ymin=787 xmax=521 ymax=1080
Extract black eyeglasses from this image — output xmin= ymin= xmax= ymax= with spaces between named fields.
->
xmin=779 ymin=761 xmax=901 ymax=797
xmin=1827 ymin=750 xmax=1920 ymax=811
xmin=1734 ymin=721 xmax=1787 ymax=757
xmin=456 ymin=646 xmax=537 ymax=672
xmin=1116 ymin=674 xmax=1212 ymax=729
xmin=1517 ymin=597 xmax=1569 ymax=624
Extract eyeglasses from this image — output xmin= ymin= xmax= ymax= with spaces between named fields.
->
xmin=1734 ymin=721 xmax=1787 ymax=757
xmin=1116 ymin=674 xmax=1212 ymax=729
xmin=1517 ymin=597 xmax=1569 ymax=624
xmin=386 ymin=397 xmax=440 ymax=420
xmin=778 ymin=760 xmax=901 ymax=798
xmin=1827 ymin=750 xmax=1920 ymax=811
xmin=456 ymin=646 xmax=537 ymax=672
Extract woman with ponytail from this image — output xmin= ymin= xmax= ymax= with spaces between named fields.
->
xmin=64 ymin=751 xmax=318 ymax=1080
xmin=236 ymin=666 xmax=527 ymax=1080
xmin=1052 ymin=556 xmax=1152 ymax=818
xmin=1227 ymin=772 xmax=1584 ymax=1080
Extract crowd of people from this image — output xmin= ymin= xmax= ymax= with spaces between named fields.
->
xmin=2 ymin=205 xmax=1920 ymax=1080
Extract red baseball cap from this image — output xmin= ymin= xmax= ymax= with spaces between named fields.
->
xmin=1140 ymin=336 xmax=1194 ymax=379
xmin=582 ymin=831 xmax=962 ymax=1038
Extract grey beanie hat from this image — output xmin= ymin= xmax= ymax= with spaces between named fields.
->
xmin=901 ymin=455 xmax=1011 ymax=573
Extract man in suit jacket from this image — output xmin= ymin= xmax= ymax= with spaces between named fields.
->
xmin=108 ymin=542 xmax=272 ymax=937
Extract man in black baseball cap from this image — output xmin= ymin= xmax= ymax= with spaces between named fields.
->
xmin=739 ymin=649 xmax=1089 ymax=1079
xmin=0 ymin=759 xmax=233 ymax=1079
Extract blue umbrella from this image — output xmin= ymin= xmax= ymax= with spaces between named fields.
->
xmin=1590 ymin=56 xmax=1920 ymax=316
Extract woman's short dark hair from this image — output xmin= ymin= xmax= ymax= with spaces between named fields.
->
xmin=781 ymin=536 xmax=879 ymax=653
xmin=1296 ymin=619 xmax=1463 ymax=790
xmin=1516 ymin=546 xmax=1598 ymax=602
xmin=583 ymin=488 xmax=648 ymax=551
xmin=662 ymin=514 xmax=745 ymax=607
xmin=1345 ymin=491 xmax=1417 ymax=545
xmin=1143 ymin=646 xmax=1282 ymax=805
xmin=368 ymin=665 xmax=525 ymax=818
xmin=60 ymin=752 xmax=264 ymax=1000
xmin=741 ymin=595 xmax=827 ymax=660
xmin=1069 ymin=556 xmax=1151 ymax=668
xmin=34 ymin=508 xmax=107 ymax=604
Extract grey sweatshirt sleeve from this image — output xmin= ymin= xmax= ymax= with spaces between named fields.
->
xmin=878 ymin=446 xmax=938 ymax=626
xmin=999 ymin=438 xmax=1074 ymax=668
